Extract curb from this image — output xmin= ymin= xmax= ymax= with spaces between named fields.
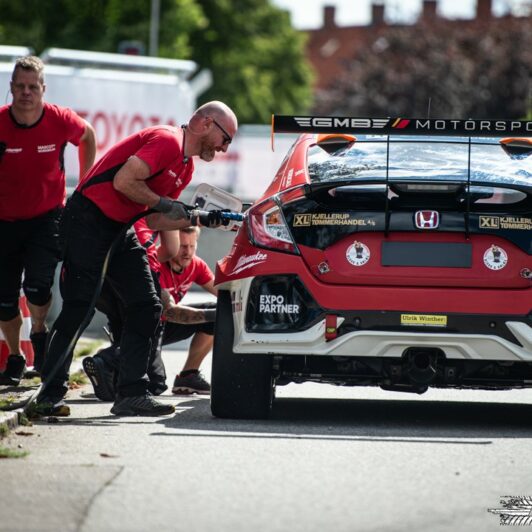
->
xmin=0 ymin=409 xmax=22 ymax=439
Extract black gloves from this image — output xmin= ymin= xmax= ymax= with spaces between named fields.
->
xmin=153 ymin=197 xmax=189 ymax=221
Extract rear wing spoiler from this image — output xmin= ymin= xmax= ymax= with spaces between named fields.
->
xmin=272 ymin=115 xmax=532 ymax=139
xmin=271 ymin=115 xmax=531 ymax=238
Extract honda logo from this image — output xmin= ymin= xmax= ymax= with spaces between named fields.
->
xmin=415 ymin=210 xmax=439 ymax=229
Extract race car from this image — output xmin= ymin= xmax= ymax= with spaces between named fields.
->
xmin=211 ymin=116 xmax=532 ymax=419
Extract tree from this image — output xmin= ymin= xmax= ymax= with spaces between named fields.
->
xmin=188 ymin=0 xmax=313 ymax=123
xmin=315 ymin=17 xmax=531 ymax=119
xmin=0 ymin=0 xmax=313 ymax=124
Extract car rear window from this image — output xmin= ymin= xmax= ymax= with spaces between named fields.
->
xmin=307 ymin=136 xmax=531 ymax=186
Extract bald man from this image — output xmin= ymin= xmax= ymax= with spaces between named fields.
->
xmin=35 ymin=101 xmax=238 ymax=417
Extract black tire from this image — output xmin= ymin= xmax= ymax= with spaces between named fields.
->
xmin=211 ymin=290 xmax=273 ymax=419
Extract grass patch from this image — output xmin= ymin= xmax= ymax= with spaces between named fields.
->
xmin=68 ymin=370 xmax=89 ymax=388
xmin=0 ymin=445 xmax=28 ymax=459
xmin=74 ymin=339 xmax=103 ymax=360
xmin=0 ymin=396 xmax=16 ymax=410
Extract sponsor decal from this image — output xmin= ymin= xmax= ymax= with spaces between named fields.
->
xmin=401 ymin=314 xmax=447 ymax=327
xmin=346 ymin=241 xmax=370 ymax=266
xmin=5 ymin=147 xmax=22 ymax=153
xmin=295 ymin=117 xmax=389 ymax=129
xmin=290 ymin=117 xmax=532 ymax=133
xmin=294 ymin=168 xmax=305 ymax=177
xmin=37 ymin=144 xmax=56 ymax=153
xmin=230 ymin=251 xmax=268 ymax=275
xmin=293 ymin=213 xmax=376 ymax=227
xmin=483 ymin=245 xmax=508 ymax=270
xmin=281 ymin=168 xmax=294 ymax=188
xmin=415 ymin=210 xmax=439 ymax=229
xmin=259 ymin=294 xmax=299 ymax=314
xmin=479 ymin=215 xmax=532 ymax=231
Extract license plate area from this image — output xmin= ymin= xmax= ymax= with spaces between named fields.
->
xmin=381 ymin=242 xmax=472 ymax=268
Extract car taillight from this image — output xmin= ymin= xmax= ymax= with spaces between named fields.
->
xmin=248 ymin=199 xmax=299 ymax=254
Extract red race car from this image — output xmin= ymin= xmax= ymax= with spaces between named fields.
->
xmin=211 ymin=116 xmax=532 ymax=419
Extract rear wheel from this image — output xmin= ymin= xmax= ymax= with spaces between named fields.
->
xmin=210 ymin=291 xmax=273 ymax=419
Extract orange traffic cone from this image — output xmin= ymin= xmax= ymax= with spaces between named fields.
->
xmin=0 ymin=296 xmax=34 ymax=371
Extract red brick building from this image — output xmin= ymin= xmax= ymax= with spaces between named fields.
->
xmin=305 ymin=0 xmax=529 ymax=91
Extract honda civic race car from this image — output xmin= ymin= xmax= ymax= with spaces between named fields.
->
xmin=211 ymin=116 xmax=532 ymax=419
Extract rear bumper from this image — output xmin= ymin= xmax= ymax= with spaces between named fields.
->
xmin=225 ymin=277 xmax=532 ymax=362
xmin=234 ymin=318 xmax=532 ymax=361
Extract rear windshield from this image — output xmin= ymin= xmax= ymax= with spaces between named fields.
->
xmin=307 ymin=136 xmax=531 ymax=186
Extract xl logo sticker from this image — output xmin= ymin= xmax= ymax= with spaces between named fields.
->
xmin=293 ymin=214 xmax=311 ymax=226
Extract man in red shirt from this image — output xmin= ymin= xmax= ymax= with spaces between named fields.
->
xmin=84 ymin=226 xmax=218 ymax=400
xmin=0 ymin=55 xmax=96 ymax=385
xmin=36 ymin=100 xmax=237 ymax=417
xmin=160 ymin=226 xmax=217 ymax=394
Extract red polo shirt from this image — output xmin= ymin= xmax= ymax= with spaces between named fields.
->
xmin=78 ymin=126 xmax=193 ymax=223
xmin=0 ymin=103 xmax=86 ymax=221
xmin=159 ymin=257 xmax=214 ymax=303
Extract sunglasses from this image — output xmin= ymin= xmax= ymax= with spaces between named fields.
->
xmin=212 ymin=118 xmax=232 ymax=146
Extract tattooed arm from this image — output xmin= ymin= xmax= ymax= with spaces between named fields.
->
xmin=164 ymin=304 xmax=216 ymax=324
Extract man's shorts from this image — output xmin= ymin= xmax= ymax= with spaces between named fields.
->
xmin=0 ymin=208 xmax=62 ymax=313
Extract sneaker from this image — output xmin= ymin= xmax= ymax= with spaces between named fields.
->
xmin=172 ymin=371 xmax=211 ymax=395
xmin=110 ymin=394 xmax=175 ymax=417
xmin=30 ymin=330 xmax=48 ymax=373
xmin=83 ymin=356 xmax=116 ymax=401
xmin=33 ymin=396 xmax=70 ymax=417
xmin=0 ymin=354 xmax=26 ymax=386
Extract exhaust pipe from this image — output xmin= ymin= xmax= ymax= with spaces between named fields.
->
xmin=404 ymin=348 xmax=441 ymax=385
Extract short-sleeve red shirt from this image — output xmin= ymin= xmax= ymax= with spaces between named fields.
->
xmin=133 ymin=219 xmax=161 ymax=273
xmin=0 ymin=102 xmax=86 ymax=221
xmin=78 ymin=126 xmax=193 ymax=223
xmin=159 ymin=256 xmax=214 ymax=303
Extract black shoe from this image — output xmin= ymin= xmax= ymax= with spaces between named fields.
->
xmin=30 ymin=330 xmax=48 ymax=373
xmin=0 ymin=354 xmax=26 ymax=386
xmin=110 ymin=394 xmax=175 ymax=416
xmin=172 ymin=371 xmax=210 ymax=395
xmin=33 ymin=395 xmax=70 ymax=417
xmin=82 ymin=356 xmax=116 ymax=401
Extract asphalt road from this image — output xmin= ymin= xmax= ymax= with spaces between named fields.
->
xmin=2 ymin=347 xmax=532 ymax=532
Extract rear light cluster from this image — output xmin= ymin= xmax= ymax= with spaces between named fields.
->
xmin=247 ymin=198 xmax=299 ymax=254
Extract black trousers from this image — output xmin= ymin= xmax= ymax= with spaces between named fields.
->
xmin=41 ymin=192 xmax=161 ymax=399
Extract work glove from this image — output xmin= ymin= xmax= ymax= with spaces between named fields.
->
xmin=197 ymin=209 xmax=231 ymax=228
xmin=153 ymin=197 xmax=189 ymax=221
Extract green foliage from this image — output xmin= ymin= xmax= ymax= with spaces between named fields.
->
xmin=316 ymin=17 xmax=531 ymax=119
xmin=190 ymin=0 xmax=313 ymax=123
xmin=0 ymin=0 xmax=313 ymax=123
xmin=73 ymin=339 xmax=103 ymax=360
